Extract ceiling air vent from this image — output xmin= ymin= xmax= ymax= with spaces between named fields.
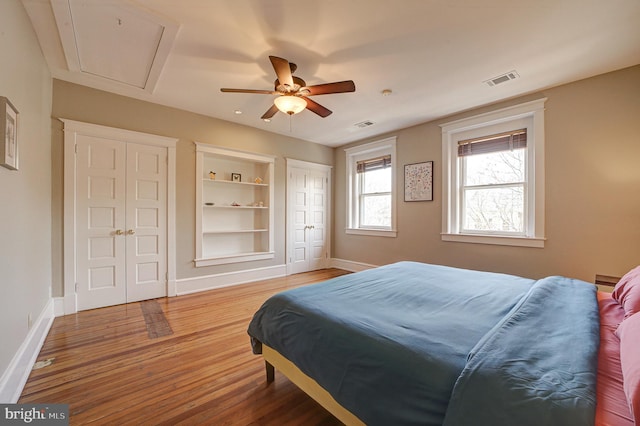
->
xmin=485 ymin=70 xmax=519 ymax=87
xmin=354 ymin=120 xmax=374 ymax=128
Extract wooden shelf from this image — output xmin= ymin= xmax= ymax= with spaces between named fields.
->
xmin=203 ymin=178 xmax=268 ymax=187
xmin=203 ymin=205 xmax=268 ymax=209
xmin=203 ymin=229 xmax=268 ymax=235
xmin=194 ymin=251 xmax=276 ymax=267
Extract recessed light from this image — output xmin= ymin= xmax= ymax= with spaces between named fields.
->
xmin=263 ymin=118 xmax=271 ymax=123
xmin=234 ymin=110 xmax=242 ymax=115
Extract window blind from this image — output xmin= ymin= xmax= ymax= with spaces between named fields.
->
xmin=356 ymin=155 xmax=391 ymax=173
xmin=458 ymin=129 xmax=526 ymax=157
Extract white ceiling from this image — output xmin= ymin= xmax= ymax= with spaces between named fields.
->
xmin=22 ymin=0 xmax=640 ymax=147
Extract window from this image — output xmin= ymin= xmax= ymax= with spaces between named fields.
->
xmin=441 ymin=99 xmax=546 ymax=247
xmin=345 ymin=137 xmax=397 ymax=237
xmin=358 ymin=155 xmax=392 ymax=227
xmin=459 ymin=129 xmax=527 ymax=234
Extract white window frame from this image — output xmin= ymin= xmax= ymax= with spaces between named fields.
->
xmin=440 ymin=99 xmax=546 ymax=248
xmin=345 ymin=137 xmax=397 ymax=237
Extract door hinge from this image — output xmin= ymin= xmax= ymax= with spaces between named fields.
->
xmin=75 ymin=283 xmax=79 ymax=293
xmin=74 ymin=144 xmax=78 ymax=154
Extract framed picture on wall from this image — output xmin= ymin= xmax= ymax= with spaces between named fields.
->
xmin=231 ymin=173 xmax=241 ymax=182
xmin=404 ymin=161 xmax=433 ymax=201
xmin=0 ymin=96 xmax=19 ymax=171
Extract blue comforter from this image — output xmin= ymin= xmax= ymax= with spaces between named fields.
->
xmin=247 ymin=262 xmax=599 ymax=425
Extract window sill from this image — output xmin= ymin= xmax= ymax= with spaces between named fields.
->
xmin=346 ymin=228 xmax=397 ymax=238
xmin=441 ymin=233 xmax=545 ymax=248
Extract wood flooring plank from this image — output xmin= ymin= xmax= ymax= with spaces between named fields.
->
xmin=19 ymin=269 xmax=349 ymax=425
xmin=140 ymin=299 xmax=174 ymax=338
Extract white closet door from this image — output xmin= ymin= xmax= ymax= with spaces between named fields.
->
xmin=307 ymin=170 xmax=328 ymax=271
xmin=288 ymin=165 xmax=329 ymax=274
xmin=290 ymin=167 xmax=310 ymax=274
xmin=76 ymin=136 xmax=127 ymax=311
xmin=125 ymin=143 xmax=167 ymax=302
xmin=76 ymin=138 xmax=168 ymax=310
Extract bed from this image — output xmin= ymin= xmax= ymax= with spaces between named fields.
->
xmin=247 ymin=261 xmax=640 ymax=425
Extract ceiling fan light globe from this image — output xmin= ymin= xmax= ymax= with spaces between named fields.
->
xmin=274 ymin=95 xmax=306 ymax=115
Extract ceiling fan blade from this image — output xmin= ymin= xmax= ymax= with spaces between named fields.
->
xmin=220 ymin=88 xmax=278 ymax=95
xmin=261 ymin=104 xmax=280 ymax=120
xmin=305 ymin=80 xmax=356 ymax=96
xmin=304 ymin=97 xmax=332 ymax=117
xmin=269 ymin=56 xmax=294 ymax=90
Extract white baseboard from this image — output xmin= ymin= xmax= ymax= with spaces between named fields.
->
xmin=175 ymin=264 xmax=287 ymax=295
xmin=53 ymin=297 xmax=65 ymax=317
xmin=0 ymin=299 xmax=55 ymax=403
xmin=330 ymin=258 xmax=378 ymax=272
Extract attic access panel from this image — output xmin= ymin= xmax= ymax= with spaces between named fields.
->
xmin=51 ymin=0 xmax=178 ymax=92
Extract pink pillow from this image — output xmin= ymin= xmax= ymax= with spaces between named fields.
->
xmin=616 ymin=312 xmax=640 ymax=424
xmin=612 ymin=265 xmax=640 ymax=319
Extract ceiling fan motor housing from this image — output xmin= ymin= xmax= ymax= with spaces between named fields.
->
xmin=275 ymin=76 xmax=307 ymax=93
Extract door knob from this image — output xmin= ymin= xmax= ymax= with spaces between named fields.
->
xmin=127 ymin=229 xmax=136 ymax=235
xmin=115 ymin=229 xmax=124 ymax=236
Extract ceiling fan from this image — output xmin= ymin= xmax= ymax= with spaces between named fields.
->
xmin=220 ymin=56 xmax=356 ymax=120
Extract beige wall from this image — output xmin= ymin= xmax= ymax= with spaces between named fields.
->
xmin=0 ymin=1 xmax=53 ymax=377
xmin=50 ymin=80 xmax=335 ymax=295
xmin=52 ymin=65 xmax=640 ymax=298
xmin=333 ymin=65 xmax=640 ymax=283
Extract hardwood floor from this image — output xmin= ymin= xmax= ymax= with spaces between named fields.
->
xmin=19 ymin=269 xmax=351 ymax=425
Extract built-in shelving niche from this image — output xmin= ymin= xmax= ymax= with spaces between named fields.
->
xmin=194 ymin=143 xmax=275 ymax=267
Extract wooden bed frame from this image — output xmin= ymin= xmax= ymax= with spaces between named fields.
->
xmin=262 ymin=345 xmax=365 ymax=426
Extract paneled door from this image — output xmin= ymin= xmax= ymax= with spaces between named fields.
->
xmin=75 ymin=137 xmax=167 ymax=311
xmin=287 ymin=160 xmax=331 ymax=275
xmin=124 ymin=143 xmax=167 ymax=303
